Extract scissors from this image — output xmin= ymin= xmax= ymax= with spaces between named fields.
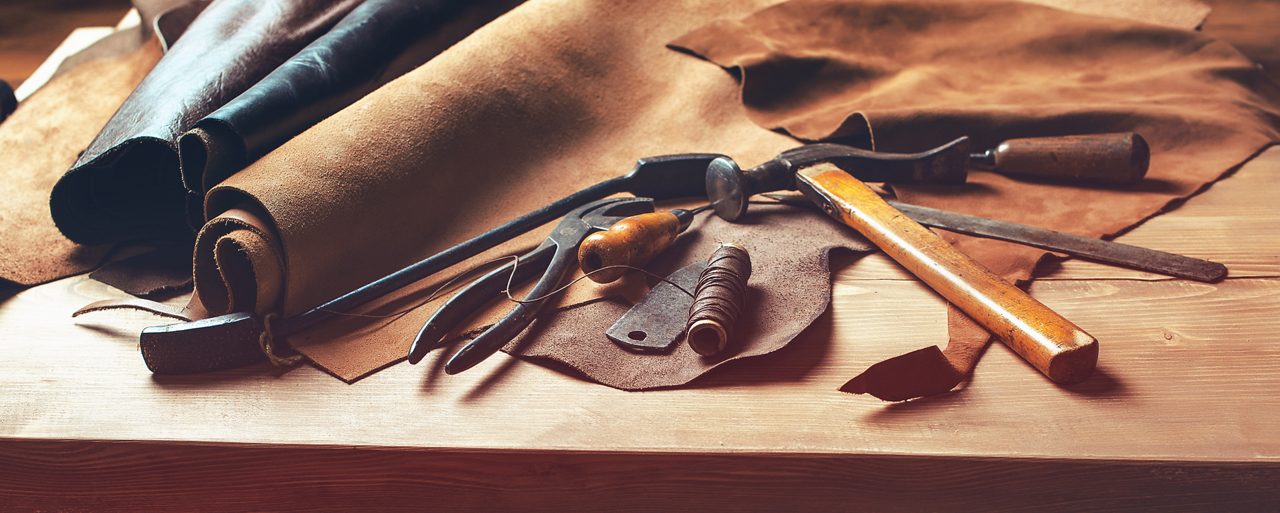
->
xmin=407 ymin=196 xmax=656 ymax=374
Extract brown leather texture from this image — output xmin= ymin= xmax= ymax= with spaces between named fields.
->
xmin=0 ymin=34 xmax=162 ymax=287
xmin=51 ymin=0 xmax=366 ymax=245
xmin=88 ymin=245 xmax=194 ymax=299
xmin=290 ymin=202 xmax=874 ymax=386
xmin=492 ymin=203 xmax=873 ymax=390
xmin=1202 ymin=0 xmax=1280 ymax=84
xmin=181 ymin=0 xmax=521 ymax=197
xmin=193 ymin=0 xmax=802 ymax=381
xmin=670 ymin=0 xmax=1280 ymax=400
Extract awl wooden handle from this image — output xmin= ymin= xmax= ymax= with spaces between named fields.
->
xmin=795 ymin=166 xmax=1098 ymax=384
xmin=579 ymin=211 xmax=682 ymax=283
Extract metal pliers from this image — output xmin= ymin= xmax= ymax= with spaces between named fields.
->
xmin=407 ymin=196 xmax=656 ymax=373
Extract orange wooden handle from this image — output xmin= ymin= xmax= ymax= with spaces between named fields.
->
xmin=578 ymin=212 xmax=680 ymax=283
xmin=990 ymin=132 xmax=1149 ymax=185
xmin=796 ymin=166 xmax=1098 ymax=384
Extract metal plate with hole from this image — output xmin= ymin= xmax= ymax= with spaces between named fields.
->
xmin=605 ymin=261 xmax=706 ymax=352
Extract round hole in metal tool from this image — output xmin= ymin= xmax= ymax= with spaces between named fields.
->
xmin=628 ymin=330 xmax=647 ymax=341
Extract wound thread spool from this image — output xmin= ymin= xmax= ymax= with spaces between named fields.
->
xmin=686 ymin=244 xmax=752 ymax=356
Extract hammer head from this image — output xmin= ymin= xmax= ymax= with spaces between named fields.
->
xmin=140 ymin=312 xmax=268 ymax=374
xmin=705 ymin=155 xmax=800 ymax=222
xmin=624 ymin=153 xmax=729 ymax=200
xmin=706 ymin=138 xmax=972 ymax=222
xmin=706 ymin=157 xmax=750 ymax=222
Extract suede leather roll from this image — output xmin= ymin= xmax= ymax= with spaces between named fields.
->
xmin=51 ymin=0 xmax=522 ymax=246
xmin=179 ymin=0 xmax=522 ymax=201
xmin=51 ymin=0 xmax=367 ymax=245
xmin=194 ymin=0 xmax=800 ymax=381
xmin=671 ymin=0 xmax=1280 ymax=400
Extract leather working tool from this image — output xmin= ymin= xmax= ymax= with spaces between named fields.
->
xmin=761 ymin=193 xmax=1226 ymax=283
xmin=140 ymin=147 xmax=977 ymax=374
xmin=606 ymin=195 xmax=1227 ymax=355
xmin=970 ymin=132 xmax=1149 ymax=185
xmin=140 ymin=153 xmax=722 ymax=374
xmin=709 ymin=133 xmax=1149 ymax=223
xmin=578 ymin=208 xmax=701 ymax=283
xmin=407 ymin=197 xmax=657 ymax=373
xmin=607 ymin=261 xmax=707 ymax=352
xmin=136 ymin=140 xmax=1176 ymax=375
xmin=709 ymin=157 xmax=1099 ymax=384
xmin=708 ymin=142 xmax=1223 ymax=282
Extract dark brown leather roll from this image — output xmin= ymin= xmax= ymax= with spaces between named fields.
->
xmin=50 ymin=0 xmax=367 ymax=245
xmin=51 ymin=0 xmax=519 ymax=245
xmin=179 ymin=0 xmax=521 ymax=200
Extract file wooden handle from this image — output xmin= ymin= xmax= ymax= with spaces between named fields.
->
xmin=796 ymin=166 xmax=1098 ymax=384
xmin=981 ymin=132 xmax=1149 ymax=185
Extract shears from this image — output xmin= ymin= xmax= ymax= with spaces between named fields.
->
xmin=406 ymin=197 xmax=656 ymax=373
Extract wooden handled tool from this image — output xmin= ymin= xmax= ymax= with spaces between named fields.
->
xmin=578 ymin=209 xmax=695 ymax=283
xmin=795 ymin=166 xmax=1098 ymax=384
xmin=971 ymin=132 xmax=1149 ymax=185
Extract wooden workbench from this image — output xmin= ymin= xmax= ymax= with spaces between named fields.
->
xmin=2 ymin=125 xmax=1277 ymax=510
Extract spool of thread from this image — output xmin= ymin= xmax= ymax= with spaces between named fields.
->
xmin=686 ymin=244 xmax=752 ymax=356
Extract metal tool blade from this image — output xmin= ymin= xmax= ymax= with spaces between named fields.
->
xmin=606 ymin=261 xmax=706 ymax=352
xmin=886 ymin=200 xmax=1228 ymax=283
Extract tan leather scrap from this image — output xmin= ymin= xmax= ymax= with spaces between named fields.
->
xmin=670 ymin=0 xmax=1280 ymax=399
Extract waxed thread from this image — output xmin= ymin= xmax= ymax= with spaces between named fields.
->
xmin=258 ymin=312 xmax=303 ymax=367
xmin=686 ymin=244 xmax=752 ymax=354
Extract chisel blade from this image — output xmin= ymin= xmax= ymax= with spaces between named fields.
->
xmin=606 ymin=261 xmax=706 ymax=352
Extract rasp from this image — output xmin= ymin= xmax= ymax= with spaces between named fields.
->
xmin=885 ymin=200 xmax=1227 ymax=282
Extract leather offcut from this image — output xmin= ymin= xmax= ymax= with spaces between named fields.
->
xmin=494 ymin=203 xmax=874 ymax=391
xmin=0 ymin=33 xmax=163 ymax=287
xmin=670 ymin=0 xmax=1280 ymax=400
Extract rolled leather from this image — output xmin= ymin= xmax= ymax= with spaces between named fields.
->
xmin=179 ymin=0 xmax=522 ymax=207
xmin=192 ymin=0 xmax=800 ymax=380
xmin=0 ymin=1 xmax=183 ymax=288
xmin=51 ymin=0 xmax=518 ymax=245
xmin=198 ymin=0 xmax=1279 ymax=390
xmin=52 ymin=0 xmax=366 ymax=245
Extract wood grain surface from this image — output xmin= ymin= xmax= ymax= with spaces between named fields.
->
xmin=1 ymin=147 xmax=1277 ymax=510
xmin=0 ymin=0 xmax=131 ymax=86
xmin=2 ymin=19 xmax=1279 ymax=506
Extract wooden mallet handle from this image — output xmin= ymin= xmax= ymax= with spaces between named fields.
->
xmin=795 ymin=166 xmax=1098 ymax=384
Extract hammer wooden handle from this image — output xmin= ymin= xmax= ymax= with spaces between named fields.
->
xmin=579 ymin=211 xmax=681 ymax=283
xmin=984 ymin=132 xmax=1149 ymax=185
xmin=795 ymin=166 xmax=1098 ymax=384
